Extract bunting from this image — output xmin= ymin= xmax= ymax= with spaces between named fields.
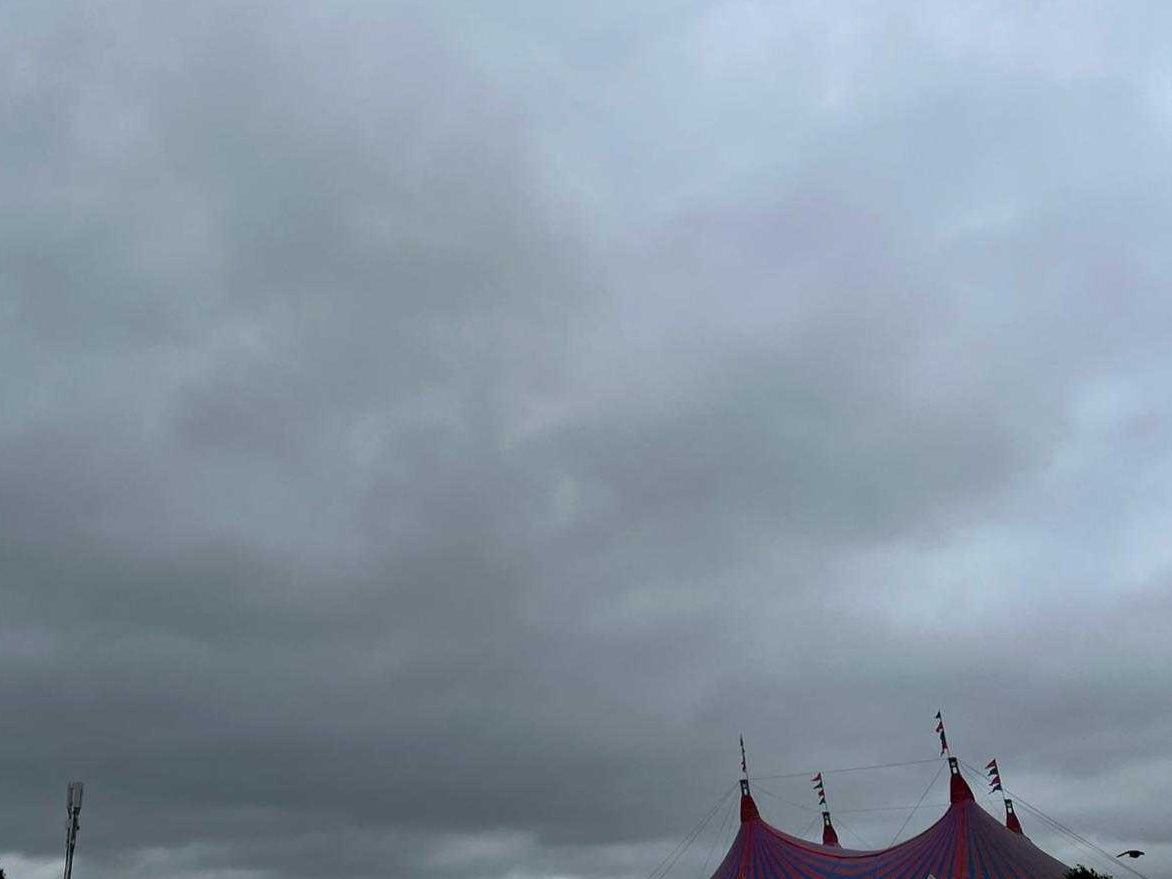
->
xmin=986 ymin=758 xmax=1003 ymax=793
xmin=812 ymin=772 xmax=827 ymax=806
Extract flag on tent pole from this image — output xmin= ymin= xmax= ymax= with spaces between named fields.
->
xmin=987 ymin=759 xmax=1004 ymax=793
xmin=935 ymin=711 xmax=949 ymax=755
xmin=812 ymin=773 xmax=827 ymax=806
xmin=740 ymin=736 xmax=747 ymax=776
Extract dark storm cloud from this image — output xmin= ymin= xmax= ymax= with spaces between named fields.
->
xmin=4 ymin=2 xmax=1172 ymax=878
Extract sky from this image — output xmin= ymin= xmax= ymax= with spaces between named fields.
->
xmin=3 ymin=1 xmax=1172 ymax=878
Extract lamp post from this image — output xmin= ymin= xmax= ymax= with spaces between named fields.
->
xmin=64 ymin=782 xmax=84 ymax=879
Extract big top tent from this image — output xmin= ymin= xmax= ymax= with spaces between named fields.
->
xmin=708 ymin=758 xmax=1069 ymax=879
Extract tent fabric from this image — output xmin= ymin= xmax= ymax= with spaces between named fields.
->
xmin=711 ymin=763 xmax=1067 ymax=879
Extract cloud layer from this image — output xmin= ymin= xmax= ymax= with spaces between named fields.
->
xmin=4 ymin=2 xmax=1172 ymax=878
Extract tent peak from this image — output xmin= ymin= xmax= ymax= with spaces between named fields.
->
xmin=948 ymin=757 xmax=974 ymax=802
xmin=821 ymin=811 xmax=840 ymax=847
xmin=739 ymin=778 xmax=760 ymax=823
xmin=1005 ymin=798 xmax=1024 ymax=834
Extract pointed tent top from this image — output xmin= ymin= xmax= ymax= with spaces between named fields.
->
xmin=948 ymin=757 xmax=974 ymax=803
xmin=821 ymin=811 xmax=840 ymax=847
xmin=738 ymin=778 xmax=760 ymax=823
xmin=1005 ymin=799 xmax=1024 ymax=835
xmin=737 ymin=738 xmax=758 ymax=822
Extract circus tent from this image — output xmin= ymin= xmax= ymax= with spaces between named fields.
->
xmin=709 ymin=758 xmax=1069 ymax=879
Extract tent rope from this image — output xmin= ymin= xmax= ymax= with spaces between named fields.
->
xmin=833 ymin=813 xmax=874 ymax=850
xmin=698 ymin=787 xmax=739 ymax=878
xmin=836 ymin=803 xmax=950 ymax=814
xmin=647 ymin=783 xmax=737 ymax=879
xmin=890 ymin=760 xmax=946 ymax=845
xmin=754 ymin=758 xmax=939 ymax=781
xmin=798 ymin=813 xmax=822 ymax=840
xmin=751 ymin=781 xmax=818 ymax=812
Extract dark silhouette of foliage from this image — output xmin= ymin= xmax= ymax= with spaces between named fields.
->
xmin=1066 ymin=865 xmax=1112 ymax=879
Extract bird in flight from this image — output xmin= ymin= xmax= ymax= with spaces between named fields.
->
xmin=1117 ymin=850 xmax=1145 ymax=859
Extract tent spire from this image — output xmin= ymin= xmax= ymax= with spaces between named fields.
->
xmin=948 ymin=756 xmax=974 ymax=803
xmin=939 ymin=712 xmax=973 ymax=802
xmin=1004 ymin=798 xmax=1024 ymax=834
xmin=821 ymin=811 xmax=840 ymax=847
xmin=812 ymin=773 xmax=840 ymax=846
xmin=737 ymin=736 xmax=759 ymax=822
xmin=738 ymin=776 xmax=760 ymax=822
xmin=987 ymin=758 xmax=1024 ymax=834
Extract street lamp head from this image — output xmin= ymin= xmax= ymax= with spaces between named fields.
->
xmin=67 ymin=782 xmax=84 ymax=813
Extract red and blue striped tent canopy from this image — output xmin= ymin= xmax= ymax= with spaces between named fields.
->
xmin=713 ymin=761 xmax=1067 ymax=879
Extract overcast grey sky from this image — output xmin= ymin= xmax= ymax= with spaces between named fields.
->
xmin=4 ymin=2 xmax=1172 ymax=878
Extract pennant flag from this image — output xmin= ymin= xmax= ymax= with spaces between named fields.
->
xmin=939 ymin=731 xmax=949 ymax=755
xmin=812 ymin=773 xmax=828 ymax=807
xmin=936 ymin=722 xmax=944 ymax=733
xmin=935 ymin=711 xmax=942 ymax=720
xmin=986 ymin=759 xmax=1007 ymax=796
